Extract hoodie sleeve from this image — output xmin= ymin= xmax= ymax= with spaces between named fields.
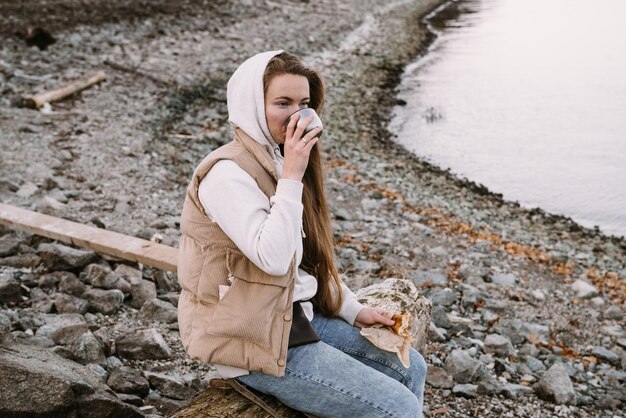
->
xmin=199 ymin=159 xmax=302 ymax=276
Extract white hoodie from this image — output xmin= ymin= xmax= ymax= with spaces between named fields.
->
xmin=198 ymin=51 xmax=365 ymax=377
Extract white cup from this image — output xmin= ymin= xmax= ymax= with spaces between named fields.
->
xmin=288 ymin=108 xmax=323 ymax=137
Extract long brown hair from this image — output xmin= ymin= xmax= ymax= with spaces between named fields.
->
xmin=263 ymin=52 xmax=342 ymax=316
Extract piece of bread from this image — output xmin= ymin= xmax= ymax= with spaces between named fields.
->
xmin=361 ymin=311 xmax=414 ymax=367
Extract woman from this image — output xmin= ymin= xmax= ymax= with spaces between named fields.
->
xmin=178 ymin=50 xmax=427 ymax=417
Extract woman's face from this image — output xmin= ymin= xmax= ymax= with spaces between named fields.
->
xmin=264 ymin=73 xmax=310 ymax=144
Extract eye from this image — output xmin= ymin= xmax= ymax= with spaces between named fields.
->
xmin=277 ymin=102 xmax=289 ymax=108
xmin=299 ymin=102 xmax=310 ymax=109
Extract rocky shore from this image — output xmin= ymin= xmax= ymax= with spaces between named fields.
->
xmin=1 ymin=0 xmax=624 ymax=417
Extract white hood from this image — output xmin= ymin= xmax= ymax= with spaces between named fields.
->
xmin=227 ymin=50 xmax=284 ymax=166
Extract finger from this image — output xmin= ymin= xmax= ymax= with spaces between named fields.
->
xmin=376 ymin=312 xmax=395 ymax=326
xmin=303 ymin=136 xmax=319 ymax=150
xmin=302 ymin=126 xmax=322 ymax=142
xmin=286 ymin=113 xmax=300 ymax=141
xmin=293 ymin=115 xmax=315 ymax=139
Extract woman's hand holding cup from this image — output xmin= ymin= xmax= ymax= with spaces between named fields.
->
xmin=281 ymin=112 xmax=321 ymax=182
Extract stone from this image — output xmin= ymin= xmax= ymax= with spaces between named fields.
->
xmin=492 ymin=319 xmax=550 ymax=345
xmin=83 ymin=288 xmax=124 ymax=314
xmin=81 ymin=263 xmax=112 ymax=285
xmin=0 ymin=234 xmax=21 ymax=257
xmin=604 ymin=305 xmax=622 ymax=320
xmin=501 ymin=383 xmax=534 ymax=398
xmin=129 ymin=280 xmax=157 ymax=309
xmin=530 ymin=289 xmax=546 ymax=301
xmin=116 ymin=393 xmax=144 ymax=406
xmin=54 ymin=293 xmax=89 ymax=314
xmin=145 ymin=393 xmax=187 ymax=416
xmin=111 ymin=264 xmax=143 ymax=285
xmin=484 ymin=334 xmax=516 ymax=357
xmin=459 ymin=284 xmax=484 ymax=310
xmin=139 ymin=298 xmax=178 ymax=324
xmin=490 ymin=273 xmax=517 ymax=286
xmin=452 ymin=383 xmax=478 ymax=398
xmin=521 ymin=355 xmax=546 ymax=373
xmin=152 ymin=270 xmax=181 ymax=293
xmin=570 ymin=279 xmax=598 ymax=299
xmin=426 ymin=366 xmax=454 ymax=389
xmin=35 ymin=313 xmax=86 ymax=338
xmin=429 ymin=288 xmax=457 ymax=307
xmin=116 ymin=328 xmax=172 ymax=360
xmin=431 ymin=305 xmax=452 ymax=329
xmin=57 ymin=271 xmax=87 ymax=296
xmin=444 ymin=349 xmax=485 ymax=384
xmin=591 ymin=347 xmax=619 ymax=365
xmin=49 ymin=323 xmax=91 ymax=345
xmin=107 ymin=366 xmax=150 ymax=397
xmin=69 ymin=331 xmax=106 ymax=366
xmin=107 ymin=356 xmax=124 ymax=370
xmin=144 ymin=371 xmax=197 ymax=400
xmin=0 ymin=341 xmax=142 ymax=417
xmin=0 ymin=274 xmax=23 ymax=304
xmin=408 ymin=270 xmax=449 ymax=288
xmin=0 ymin=253 xmax=41 ymax=268
xmin=86 ymin=363 xmax=108 ymax=383
xmin=37 ymin=243 xmax=97 ymax=271
xmin=92 ymin=271 xmax=131 ymax=293
xmin=533 ymin=362 xmax=575 ymax=405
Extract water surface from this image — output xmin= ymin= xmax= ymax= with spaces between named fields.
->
xmin=390 ymin=0 xmax=626 ymax=238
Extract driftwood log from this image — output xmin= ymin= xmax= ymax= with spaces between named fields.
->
xmin=169 ymin=279 xmax=431 ymax=417
xmin=21 ymin=71 xmax=106 ymax=108
xmin=167 ymin=382 xmax=303 ymax=418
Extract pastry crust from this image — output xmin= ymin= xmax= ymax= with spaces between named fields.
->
xmin=361 ymin=311 xmax=414 ymax=367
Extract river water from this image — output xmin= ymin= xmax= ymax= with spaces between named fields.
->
xmin=389 ymin=0 xmax=626 ymax=238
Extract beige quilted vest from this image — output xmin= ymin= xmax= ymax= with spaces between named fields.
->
xmin=177 ymin=128 xmax=296 ymax=377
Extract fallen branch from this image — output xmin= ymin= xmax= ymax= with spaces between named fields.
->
xmin=0 ymin=203 xmax=177 ymax=272
xmin=21 ymin=71 xmax=107 ymax=109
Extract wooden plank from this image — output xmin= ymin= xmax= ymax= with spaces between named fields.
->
xmin=0 ymin=203 xmax=177 ymax=272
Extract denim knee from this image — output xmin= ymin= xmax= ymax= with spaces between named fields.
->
xmin=389 ymin=390 xmax=422 ymax=418
xmin=407 ymin=349 xmax=427 ymax=394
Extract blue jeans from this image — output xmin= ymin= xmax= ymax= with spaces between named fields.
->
xmin=237 ymin=314 xmax=427 ymax=418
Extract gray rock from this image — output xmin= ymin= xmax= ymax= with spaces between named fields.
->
xmin=409 ymin=271 xmax=449 ymax=288
xmin=129 ymin=280 xmax=157 ymax=309
xmin=144 ymin=371 xmax=197 ymax=400
xmin=490 ymin=273 xmax=518 ymax=286
xmin=444 ymin=349 xmax=485 ymax=384
xmin=429 ymin=288 xmax=457 ymax=307
xmin=139 ymin=298 xmax=178 ymax=324
xmin=35 ymin=313 xmax=86 ymax=338
xmin=591 ymin=347 xmax=619 ymax=365
xmin=426 ymin=366 xmax=454 ymax=389
xmin=116 ymin=328 xmax=172 ymax=360
xmin=501 ymin=383 xmax=534 ymax=398
xmin=431 ymin=305 xmax=451 ymax=329
xmin=107 ymin=366 xmax=150 ymax=396
xmin=492 ymin=319 xmax=550 ymax=345
xmin=0 ymin=274 xmax=23 ymax=304
xmin=533 ymin=362 xmax=575 ymax=405
xmin=0 ymin=234 xmax=21 ymax=257
xmin=37 ymin=243 xmax=97 ymax=271
xmin=452 ymin=383 xmax=478 ymax=398
xmin=83 ymin=288 xmax=124 ymax=314
xmin=459 ymin=284 xmax=485 ymax=310
xmin=70 ymin=331 xmax=106 ymax=366
xmin=0 ymin=312 xmax=11 ymax=339
xmin=0 ymin=341 xmax=142 ymax=417
xmin=428 ymin=246 xmax=449 ymax=257
xmin=355 ymin=278 xmax=432 ymax=352
xmin=106 ymin=356 xmax=124 ymax=370
xmin=116 ymin=393 xmax=144 ymax=406
xmin=112 ymin=264 xmax=143 ymax=286
xmin=0 ymin=253 xmax=41 ymax=268
xmin=604 ymin=305 xmax=622 ymax=320
xmin=521 ymin=355 xmax=546 ymax=373
xmin=49 ymin=323 xmax=91 ymax=345
xmin=54 ymin=293 xmax=89 ymax=314
xmin=57 ymin=271 xmax=86 ymax=296
xmin=152 ymin=270 xmax=181 ymax=293
xmin=145 ymin=393 xmax=187 ymax=416
xmin=92 ymin=271 xmax=131 ymax=293
xmin=81 ymin=263 xmax=112 ymax=285
xmin=484 ymin=334 xmax=516 ymax=357
xmin=86 ymin=363 xmax=108 ymax=383
xmin=570 ymin=279 xmax=598 ymax=299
